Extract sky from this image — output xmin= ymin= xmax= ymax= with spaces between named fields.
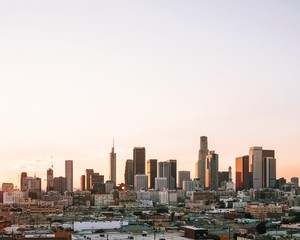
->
xmin=0 ymin=1 xmax=300 ymax=189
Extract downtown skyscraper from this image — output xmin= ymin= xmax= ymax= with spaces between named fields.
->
xmin=205 ymin=151 xmax=219 ymax=191
xmin=124 ymin=159 xmax=133 ymax=189
xmin=65 ymin=160 xmax=73 ymax=192
xmin=109 ymin=140 xmax=116 ymax=187
xmin=158 ymin=160 xmax=177 ymax=190
xmin=249 ymin=147 xmax=276 ymax=189
xmin=235 ymin=155 xmax=250 ymax=191
xmin=195 ymin=136 xmax=208 ymax=189
xmin=133 ymin=147 xmax=146 ymax=175
xmin=147 ymin=159 xmax=157 ymax=189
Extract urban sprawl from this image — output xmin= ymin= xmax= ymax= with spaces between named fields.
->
xmin=0 ymin=136 xmax=299 ymax=240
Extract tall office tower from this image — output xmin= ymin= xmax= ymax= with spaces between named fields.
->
xmin=262 ymin=150 xmax=276 ymax=188
xmin=90 ymin=173 xmax=104 ymax=193
xmin=160 ymin=160 xmax=177 ymax=190
xmin=183 ymin=180 xmax=193 ymax=192
xmin=124 ymin=159 xmax=133 ymax=188
xmin=134 ymin=174 xmax=148 ymax=191
xmin=196 ymin=136 xmax=208 ymax=189
xmin=147 ymin=159 xmax=157 ymax=189
xmin=65 ymin=160 xmax=73 ymax=192
xmin=235 ymin=155 xmax=250 ymax=191
xmin=86 ymin=169 xmax=94 ymax=191
xmin=168 ymin=159 xmax=177 ymax=190
xmin=133 ymin=147 xmax=146 ymax=175
xmin=105 ymin=180 xmax=114 ymax=193
xmin=218 ymin=171 xmax=229 ymax=189
xmin=80 ymin=175 xmax=86 ymax=191
xmin=23 ymin=177 xmax=42 ymax=199
xmin=46 ymin=168 xmax=54 ymax=191
xmin=291 ymin=177 xmax=299 ymax=188
xmin=20 ymin=172 xmax=27 ymax=191
xmin=250 ymin=147 xmax=276 ymax=189
xmin=155 ymin=177 xmax=168 ymax=190
xmin=249 ymin=147 xmax=263 ymax=189
xmin=158 ymin=162 xmax=164 ymax=177
xmin=110 ymin=140 xmax=117 ymax=187
xmin=205 ymin=151 xmax=219 ymax=190
xmin=178 ymin=171 xmax=191 ymax=189
xmin=53 ymin=177 xmax=67 ymax=194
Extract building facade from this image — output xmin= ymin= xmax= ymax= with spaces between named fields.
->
xmin=110 ymin=141 xmax=116 ymax=187
xmin=236 ymin=155 xmax=250 ymax=191
xmin=205 ymin=151 xmax=218 ymax=191
xmin=134 ymin=174 xmax=148 ymax=191
xmin=65 ymin=160 xmax=73 ymax=192
xmin=124 ymin=159 xmax=133 ymax=189
xmin=196 ymin=136 xmax=208 ymax=189
xmin=178 ymin=171 xmax=191 ymax=189
xmin=133 ymin=147 xmax=146 ymax=175
xmin=147 ymin=159 xmax=157 ymax=189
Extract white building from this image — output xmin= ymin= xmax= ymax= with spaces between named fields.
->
xmin=183 ymin=180 xmax=193 ymax=192
xmin=155 ymin=177 xmax=168 ymax=190
xmin=94 ymin=194 xmax=114 ymax=206
xmin=134 ymin=175 xmax=148 ymax=191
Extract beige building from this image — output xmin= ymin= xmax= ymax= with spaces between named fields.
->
xmin=245 ymin=203 xmax=282 ymax=219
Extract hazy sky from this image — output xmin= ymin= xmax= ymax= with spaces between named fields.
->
xmin=0 ymin=1 xmax=299 ymax=189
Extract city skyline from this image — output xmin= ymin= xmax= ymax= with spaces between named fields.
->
xmin=0 ymin=1 xmax=300 ymax=188
xmin=0 ymin=141 xmax=298 ymax=190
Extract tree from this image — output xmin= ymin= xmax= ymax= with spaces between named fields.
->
xmin=256 ymin=221 xmax=267 ymax=235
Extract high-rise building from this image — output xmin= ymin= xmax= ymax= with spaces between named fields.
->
xmin=86 ymin=169 xmax=94 ymax=191
xmin=218 ymin=171 xmax=229 ymax=189
xmin=90 ymin=173 xmax=104 ymax=193
xmin=249 ymin=147 xmax=276 ymax=189
xmin=183 ymin=180 xmax=193 ymax=192
xmin=169 ymin=160 xmax=177 ymax=190
xmin=134 ymin=175 xmax=148 ymax=191
xmin=133 ymin=147 xmax=146 ymax=175
xmin=159 ymin=160 xmax=177 ymax=190
xmin=46 ymin=168 xmax=54 ymax=191
xmin=147 ymin=159 xmax=157 ymax=189
xmin=196 ymin=136 xmax=208 ymax=189
xmin=23 ymin=177 xmax=42 ymax=199
xmin=80 ymin=175 xmax=86 ymax=191
xmin=105 ymin=180 xmax=114 ymax=193
xmin=53 ymin=177 xmax=67 ymax=194
xmin=205 ymin=151 xmax=219 ymax=191
xmin=155 ymin=177 xmax=168 ymax=190
xmin=249 ymin=147 xmax=263 ymax=189
xmin=65 ymin=160 xmax=73 ymax=192
xmin=235 ymin=155 xmax=250 ymax=191
xmin=291 ymin=177 xmax=299 ymax=188
xmin=124 ymin=159 xmax=133 ymax=189
xmin=158 ymin=162 xmax=164 ymax=177
xmin=262 ymin=150 xmax=276 ymax=188
xmin=20 ymin=172 xmax=27 ymax=192
xmin=178 ymin=171 xmax=191 ymax=189
xmin=110 ymin=140 xmax=116 ymax=187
